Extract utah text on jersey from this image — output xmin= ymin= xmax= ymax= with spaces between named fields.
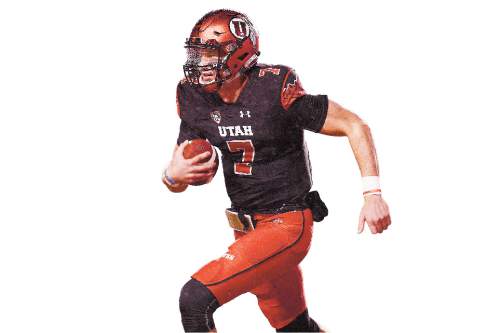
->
xmin=218 ymin=125 xmax=254 ymax=137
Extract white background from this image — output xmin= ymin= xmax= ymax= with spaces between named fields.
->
xmin=1 ymin=0 xmax=499 ymax=332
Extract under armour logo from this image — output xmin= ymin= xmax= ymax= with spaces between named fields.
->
xmin=240 ymin=110 xmax=251 ymax=118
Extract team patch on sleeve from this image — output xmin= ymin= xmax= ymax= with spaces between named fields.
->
xmin=281 ymin=69 xmax=306 ymax=111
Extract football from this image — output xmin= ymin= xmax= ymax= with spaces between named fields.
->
xmin=182 ymin=139 xmax=218 ymax=186
xmin=183 ymin=139 xmax=213 ymax=162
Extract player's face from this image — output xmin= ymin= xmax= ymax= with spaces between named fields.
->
xmin=185 ymin=47 xmax=219 ymax=85
xmin=199 ymin=49 xmax=217 ymax=85
xmin=198 ymin=49 xmax=219 ymax=66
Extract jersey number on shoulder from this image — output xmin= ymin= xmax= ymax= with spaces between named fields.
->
xmin=258 ymin=68 xmax=281 ymax=77
xmin=226 ymin=140 xmax=255 ymax=175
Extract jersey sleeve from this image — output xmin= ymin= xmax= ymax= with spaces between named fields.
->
xmin=280 ymin=68 xmax=329 ymax=132
xmin=176 ymin=120 xmax=202 ymax=145
xmin=175 ymin=81 xmax=202 ymax=145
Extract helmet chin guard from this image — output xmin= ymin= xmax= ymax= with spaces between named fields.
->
xmin=183 ymin=9 xmax=259 ymax=92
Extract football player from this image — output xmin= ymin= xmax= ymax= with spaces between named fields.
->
xmin=163 ymin=9 xmax=391 ymax=332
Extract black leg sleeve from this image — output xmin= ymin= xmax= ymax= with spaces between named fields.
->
xmin=276 ymin=309 xmax=321 ymax=332
xmin=179 ymin=278 xmax=220 ymax=332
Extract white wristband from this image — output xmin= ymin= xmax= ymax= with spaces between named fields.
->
xmin=362 ymin=176 xmax=381 ymax=196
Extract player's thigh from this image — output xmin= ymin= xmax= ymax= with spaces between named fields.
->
xmin=192 ymin=210 xmax=313 ymax=305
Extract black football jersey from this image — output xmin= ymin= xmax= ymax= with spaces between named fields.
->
xmin=176 ymin=64 xmax=328 ymax=211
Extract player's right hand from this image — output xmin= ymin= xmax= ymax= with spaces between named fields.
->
xmin=167 ymin=140 xmax=217 ymax=185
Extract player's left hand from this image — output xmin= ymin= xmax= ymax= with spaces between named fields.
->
xmin=357 ymin=195 xmax=391 ymax=234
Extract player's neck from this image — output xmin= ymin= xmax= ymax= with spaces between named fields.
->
xmin=217 ymin=74 xmax=248 ymax=104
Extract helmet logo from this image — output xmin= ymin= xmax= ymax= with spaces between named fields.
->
xmin=229 ymin=17 xmax=249 ymax=39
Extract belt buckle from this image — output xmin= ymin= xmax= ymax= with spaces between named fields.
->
xmin=225 ymin=209 xmax=254 ymax=232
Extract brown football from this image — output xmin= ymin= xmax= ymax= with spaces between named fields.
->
xmin=182 ymin=139 xmax=218 ymax=186
xmin=183 ymin=139 xmax=213 ymax=163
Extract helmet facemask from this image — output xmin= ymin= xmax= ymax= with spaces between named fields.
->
xmin=183 ymin=37 xmax=228 ymax=89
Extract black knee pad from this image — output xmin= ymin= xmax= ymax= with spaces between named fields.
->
xmin=276 ymin=309 xmax=321 ymax=332
xmin=179 ymin=278 xmax=220 ymax=332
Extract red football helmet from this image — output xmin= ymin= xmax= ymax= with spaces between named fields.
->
xmin=183 ymin=9 xmax=260 ymax=92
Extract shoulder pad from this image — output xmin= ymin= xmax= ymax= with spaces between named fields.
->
xmin=251 ymin=64 xmax=306 ymax=110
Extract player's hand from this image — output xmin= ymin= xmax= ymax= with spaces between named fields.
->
xmin=167 ymin=140 xmax=218 ymax=185
xmin=357 ymin=195 xmax=391 ymax=234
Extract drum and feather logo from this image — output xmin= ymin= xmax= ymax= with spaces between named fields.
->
xmin=210 ymin=110 xmax=222 ymax=124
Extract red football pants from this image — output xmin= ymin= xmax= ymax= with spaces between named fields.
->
xmin=192 ymin=209 xmax=314 ymax=329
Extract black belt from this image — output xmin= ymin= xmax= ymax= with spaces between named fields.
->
xmin=227 ymin=203 xmax=308 ymax=232
xmin=230 ymin=202 xmax=308 ymax=217
xmin=229 ymin=191 xmax=329 ymax=225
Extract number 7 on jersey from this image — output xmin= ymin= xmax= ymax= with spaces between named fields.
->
xmin=226 ymin=140 xmax=255 ymax=175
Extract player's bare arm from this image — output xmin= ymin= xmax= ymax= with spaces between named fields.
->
xmin=162 ymin=140 xmax=218 ymax=192
xmin=320 ymin=100 xmax=391 ymax=234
